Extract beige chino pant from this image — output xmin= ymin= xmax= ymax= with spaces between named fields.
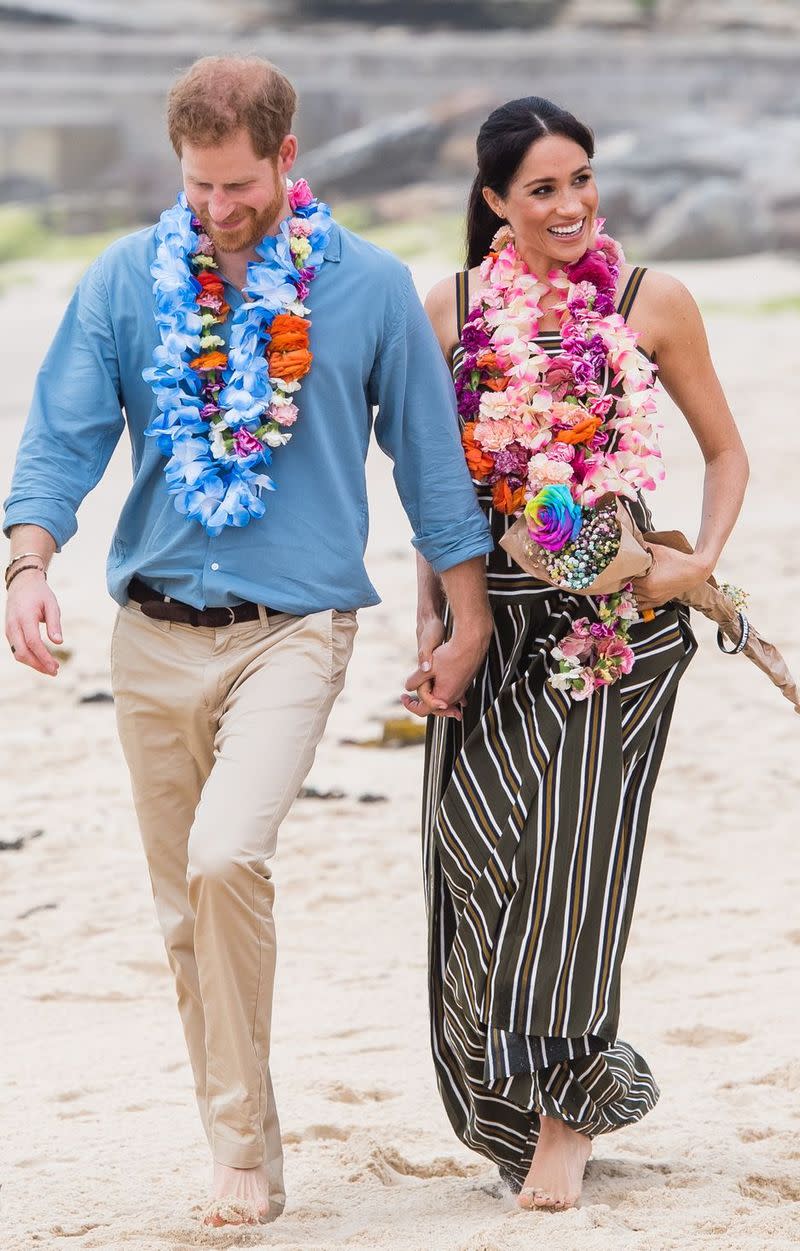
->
xmin=111 ymin=600 xmax=357 ymax=1217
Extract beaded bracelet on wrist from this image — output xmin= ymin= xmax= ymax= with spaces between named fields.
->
xmin=5 ymin=563 xmax=46 ymax=590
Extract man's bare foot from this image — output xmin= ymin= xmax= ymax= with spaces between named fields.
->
xmin=517 ymin=1115 xmax=592 ymax=1212
xmin=202 ymin=1160 xmax=270 ymax=1227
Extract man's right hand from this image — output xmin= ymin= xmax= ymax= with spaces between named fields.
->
xmin=5 ymin=569 xmax=63 ymax=676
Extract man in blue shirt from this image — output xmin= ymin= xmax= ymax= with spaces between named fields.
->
xmin=3 ymin=56 xmax=492 ymax=1227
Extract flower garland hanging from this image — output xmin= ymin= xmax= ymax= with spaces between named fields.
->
xmin=457 ymin=221 xmax=665 ymax=699
xmin=457 ymin=221 xmax=663 ymax=520
xmin=143 ymin=179 xmax=332 ymax=536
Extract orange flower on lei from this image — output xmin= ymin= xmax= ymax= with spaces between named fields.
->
xmin=492 ymin=480 xmax=527 ymax=515
xmin=189 ymin=350 xmax=228 ymax=372
xmin=462 ymin=422 xmax=495 ymax=480
xmin=555 ymin=414 xmax=603 ymax=445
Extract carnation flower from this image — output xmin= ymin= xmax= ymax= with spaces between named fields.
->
xmin=490 ymin=442 xmax=530 ymax=484
xmin=527 ymin=453 xmax=574 ymax=489
xmin=461 ymin=315 xmax=491 ymax=352
xmin=473 ymin=417 xmax=516 ymax=452
xmin=570 ymin=667 xmax=597 ymax=700
xmin=566 ymin=250 xmax=616 ymax=292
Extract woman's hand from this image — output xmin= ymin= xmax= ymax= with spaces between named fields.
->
xmin=632 ymin=543 xmax=712 ymax=612
xmin=401 ymin=614 xmax=463 ymax=720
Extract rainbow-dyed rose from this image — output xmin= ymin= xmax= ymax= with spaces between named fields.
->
xmin=524 ymin=485 xmax=583 ymax=552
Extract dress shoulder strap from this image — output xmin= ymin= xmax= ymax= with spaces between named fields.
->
xmin=617 ymin=266 xmax=647 ymax=320
xmin=455 ymin=270 xmax=470 ymax=337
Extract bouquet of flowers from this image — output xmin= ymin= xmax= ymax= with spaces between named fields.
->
xmin=498 ymin=490 xmax=652 ymax=594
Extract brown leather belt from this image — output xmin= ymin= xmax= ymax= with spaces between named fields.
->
xmin=128 ymin=577 xmax=264 ymax=628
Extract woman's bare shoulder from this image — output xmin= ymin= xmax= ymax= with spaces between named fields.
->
xmin=423 ymin=273 xmax=457 ymax=318
xmin=623 ymin=265 xmax=703 ymax=354
xmin=424 ymin=266 xmax=484 ymax=312
xmin=635 ymin=266 xmax=699 ymax=314
xmin=424 ymin=267 xmax=482 ymax=357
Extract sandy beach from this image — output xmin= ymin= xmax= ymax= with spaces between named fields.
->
xmin=1 ymin=250 xmax=799 ymax=1251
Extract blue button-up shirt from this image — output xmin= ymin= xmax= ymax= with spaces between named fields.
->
xmin=4 ymin=221 xmax=492 ymax=614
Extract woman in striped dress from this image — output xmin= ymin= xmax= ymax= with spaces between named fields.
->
xmin=402 ymin=98 xmax=749 ymax=1210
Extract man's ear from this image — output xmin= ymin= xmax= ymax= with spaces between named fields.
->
xmin=278 ymin=134 xmax=298 ymax=175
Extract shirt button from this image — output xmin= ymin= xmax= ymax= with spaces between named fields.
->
xmin=210 ymin=562 xmax=220 ymax=571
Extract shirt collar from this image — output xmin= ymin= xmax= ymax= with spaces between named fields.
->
xmin=323 ymin=221 xmax=342 ymax=263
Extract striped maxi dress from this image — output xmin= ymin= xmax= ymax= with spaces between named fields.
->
xmin=421 ymin=267 xmax=697 ymax=1191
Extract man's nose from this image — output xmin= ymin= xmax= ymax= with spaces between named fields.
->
xmin=208 ymin=193 xmax=234 ymax=222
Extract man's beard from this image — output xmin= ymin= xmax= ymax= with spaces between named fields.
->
xmin=195 ymin=185 xmax=286 ymax=254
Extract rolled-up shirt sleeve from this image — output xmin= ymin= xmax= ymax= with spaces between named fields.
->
xmin=370 ymin=267 xmax=493 ymax=574
xmin=3 ymin=258 xmax=125 ymax=548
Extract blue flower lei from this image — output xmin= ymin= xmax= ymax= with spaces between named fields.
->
xmin=143 ymin=182 xmax=333 ymax=536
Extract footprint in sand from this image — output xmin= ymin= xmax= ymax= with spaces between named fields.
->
xmin=162 ymin=1060 xmax=187 ymax=1074
xmin=344 ymin=1136 xmax=482 ymax=1185
xmin=738 ymin=1126 xmax=777 ymax=1143
xmin=50 ymin=1224 xmax=103 ymax=1238
xmin=752 ymin=1060 xmax=800 ymax=1092
xmin=51 ymin=1089 xmax=87 ymax=1104
xmin=583 ymin=1158 xmax=673 ymax=1207
xmin=282 ymin=1124 xmax=351 ymax=1144
xmin=321 ymin=1080 xmax=398 ymax=1104
xmin=664 ymin=1025 xmax=749 ymax=1047
xmin=121 ymin=958 xmax=170 ymax=977
xmin=33 ymin=989 xmax=136 ymax=1003
xmin=739 ymin=1173 xmax=800 ymax=1203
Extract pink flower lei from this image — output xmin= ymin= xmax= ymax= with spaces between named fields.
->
xmin=457 ymin=219 xmax=663 ymax=512
xmin=456 ymin=220 xmax=665 ymax=700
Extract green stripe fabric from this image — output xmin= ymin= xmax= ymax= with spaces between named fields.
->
xmin=421 ymin=264 xmax=695 ymax=1191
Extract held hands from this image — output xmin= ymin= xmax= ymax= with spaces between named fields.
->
xmin=5 ymin=568 xmax=63 ymax=676
xmin=632 ymin=542 xmax=712 ymax=613
xmin=402 ymin=614 xmax=491 ymax=721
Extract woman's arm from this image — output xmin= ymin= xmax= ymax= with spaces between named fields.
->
xmin=402 ymin=276 xmax=490 ymax=718
xmin=632 ymin=272 xmax=749 ymax=611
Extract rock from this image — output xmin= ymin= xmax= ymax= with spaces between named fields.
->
xmin=342 ymin=717 xmax=427 ymax=749
xmin=17 ymin=901 xmax=58 ymax=920
xmin=298 ymin=786 xmax=347 ymax=800
xmin=0 ymin=828 xmax=44 ymax=851
xmin=47 ymin=645 xmax=73 ymax=662
xmin=639 ymin=178 xmax=770 ymax=260
xmin=282 ymin=0 xmax=561 ymax=27
xmin=301 ymin=91 xmax=490 ymax=199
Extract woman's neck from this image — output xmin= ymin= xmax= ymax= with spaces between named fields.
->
xmin=515 ymin=242 xmax=563 ymax=280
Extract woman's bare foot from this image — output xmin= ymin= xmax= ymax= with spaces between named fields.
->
xmin=202 ymin=1160 xmax=270 ymax=1227
xmin=517 ymin=1115 xmax=592 ymax=1212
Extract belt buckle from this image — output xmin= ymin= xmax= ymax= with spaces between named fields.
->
xmin=222 ymin=607 xmax=236 ymax=626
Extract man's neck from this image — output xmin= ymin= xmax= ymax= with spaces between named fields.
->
xmin=216 ymin=249 xmax=259 ymax=293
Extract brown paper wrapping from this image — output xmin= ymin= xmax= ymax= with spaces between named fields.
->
xmin=642 ymin=529 xmax=800 ymax=716
xmin=498 ymin=499 xmax=653 ymax=595
xmin=499 ymin=508 xmax=799 ymax=714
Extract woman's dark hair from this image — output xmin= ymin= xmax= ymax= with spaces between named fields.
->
xmin=466 ymin=97 xmax=595 ymax=268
